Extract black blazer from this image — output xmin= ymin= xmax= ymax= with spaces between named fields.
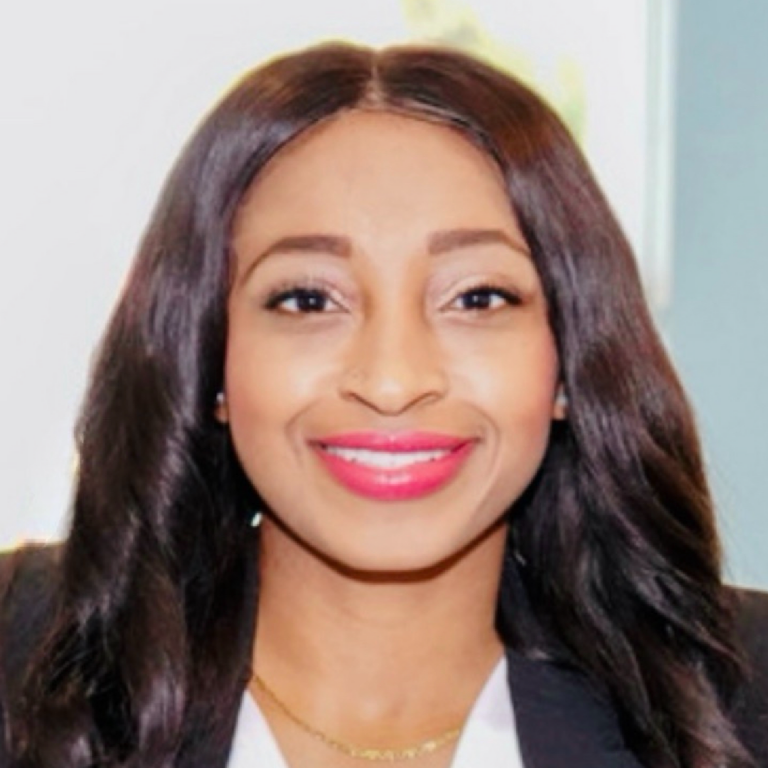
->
xmin=1 ymin=545 xmax=767 ymax=767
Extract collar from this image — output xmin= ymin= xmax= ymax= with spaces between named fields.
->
xmin=505 ymin=649 xmax=644 ymax=768
xmin=228 ymin=653 xmax=645 ymax=768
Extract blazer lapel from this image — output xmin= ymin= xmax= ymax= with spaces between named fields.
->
xmin=506 ymin=650 xmax=645 ymax=768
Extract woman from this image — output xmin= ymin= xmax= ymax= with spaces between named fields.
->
xmin=0 ymin=42 xmax=766 ymax=768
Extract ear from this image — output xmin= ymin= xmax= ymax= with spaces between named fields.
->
xmin=214 ymin=391 xmax=229 ymax=423
xmin=552 ymin=384 xmax=568 ymax=421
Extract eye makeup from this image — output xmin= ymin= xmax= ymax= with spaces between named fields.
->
xmin=445 ymin=281 xmax=523 ymax=312
xmin=258 ymin=274 xmax=350 ymax=314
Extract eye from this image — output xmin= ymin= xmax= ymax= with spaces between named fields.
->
xmin=449 ymin=284 xmax=521 ymax=311
xmin=264 ymin=286 xmax=336 ymax=314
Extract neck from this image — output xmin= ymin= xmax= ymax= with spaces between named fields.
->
xmin=251 ymin=518 xmax=507 ymax=739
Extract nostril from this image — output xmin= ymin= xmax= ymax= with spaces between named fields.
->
xmin=337 ymin=324 xmax=449 ymax=414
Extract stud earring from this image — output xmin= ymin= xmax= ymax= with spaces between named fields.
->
xmin=214 ymin=391 xmax=229 ymax=423
xmin=554 ymin=387 xmax=568 ymax=417
xmin=251 ymin=511 xmax=263 ymax=528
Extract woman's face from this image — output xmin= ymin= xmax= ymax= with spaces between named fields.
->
xmin=221 ymin=111 xmax=563 ymax=573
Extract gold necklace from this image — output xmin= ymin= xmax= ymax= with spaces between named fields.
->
xmin=252 ymin=674 xmax=463 ymax=762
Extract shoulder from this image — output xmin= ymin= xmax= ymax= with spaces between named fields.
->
xmin=729 ymin=586 xmax=768 ymax=764
xmin=0 ymin=542 xmax=62 ymax=762
xmin=731 ymin=586 xmax=768 ymax=657
xmin=0 ymin=540 xmax=62 ymax=588
xmin=0 ymin=541 xmax=61 ymax=672
xmin=505 ymin=586 xmax=768 ymax=767
xmin=0 ymin=542 xmax=62 ymax=638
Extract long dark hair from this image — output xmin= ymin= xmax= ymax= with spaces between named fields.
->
xmin=12 ymin=43 xmax=750 ymax=767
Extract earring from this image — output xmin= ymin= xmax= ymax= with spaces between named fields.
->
xmin=554 ymin=387 xmax=568 ymax=418
xmin=251 ymin=511 xmax=263 ymax=528
xmin=214 ymin=391 xmax=229 ymax=423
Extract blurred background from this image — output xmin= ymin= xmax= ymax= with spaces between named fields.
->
xmin=0 ymin=0 xmax=766 ymax=586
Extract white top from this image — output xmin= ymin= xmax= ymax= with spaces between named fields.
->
xmin=228 ymin=656 xmax=523 ymax=767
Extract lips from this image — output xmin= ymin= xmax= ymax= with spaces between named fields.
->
xmin=310 ymin=432 xmax=476 ymax=501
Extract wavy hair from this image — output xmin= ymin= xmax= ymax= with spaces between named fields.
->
xmin=12 ymin=43 xmax=750 ymax=768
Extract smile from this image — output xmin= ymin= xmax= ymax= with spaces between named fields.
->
xmin=321 ymin=446 xmax=451 ymax=469
xmin=311 ymin=432 xmax=476 ymax=501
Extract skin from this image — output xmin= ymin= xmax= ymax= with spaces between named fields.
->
xmin=218 ymin=111 xmax=564 ymax=767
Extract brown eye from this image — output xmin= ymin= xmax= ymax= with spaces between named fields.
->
xmin=452 ymin=285 xmax=521 ymax=311
xmin=265 ymin=288 xmax=332 ymax=314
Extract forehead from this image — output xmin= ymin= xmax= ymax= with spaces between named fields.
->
xmin=233 ymin=110 xmax=514 ymax=234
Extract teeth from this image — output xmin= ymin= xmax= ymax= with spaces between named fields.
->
xmin=323 ymin=446 xmax=450 ymax=469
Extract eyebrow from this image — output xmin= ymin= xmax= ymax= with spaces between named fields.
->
xmin=238 ymin=227 xmax=530 ymax=284
xmin=237 ymin=234 xmax=351 ymax=285
xmin=427 ymin=228 xmax=530 ymax=258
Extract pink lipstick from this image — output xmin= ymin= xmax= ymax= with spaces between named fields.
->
xmin=311 ymin=431 xmax=476 ymax=501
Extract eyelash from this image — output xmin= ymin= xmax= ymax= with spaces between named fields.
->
xmin=263 ymin=279 xmax=342 ymax=314
xmin=262 ymin=281 xmax=522 ymax=314
xmin=448 ymin=283 xmax=522 ymax=311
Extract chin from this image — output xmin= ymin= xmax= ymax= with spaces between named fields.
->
xmin=314 ymin=553 xmax=461 ymax=582
xmin=259 ymin=494 xmax=509 ymax=580
xmin=329 ymin=547 xmax=455 ymax=578
xmin=307 ymin=519 xmax=504 ymax=580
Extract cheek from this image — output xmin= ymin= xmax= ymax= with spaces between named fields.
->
xmin=225 ymin=320 xmax=330 ymax=407
xmin=477 ymin=338 xmax=559 ymax=502
xmin=449 ymin=327 xmax=559 ymax=420
xmin=455 ymin=329 xmax=558 ymax=487
xmin=222 ymin=326 xmax=339 ymax=465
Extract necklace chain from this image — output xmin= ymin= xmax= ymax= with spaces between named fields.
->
xmin=252 ymin=674 xmax=463 ymax=762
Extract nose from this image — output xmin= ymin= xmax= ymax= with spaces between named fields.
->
xmin=339 ymin=310 xmax=449 ymax=416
